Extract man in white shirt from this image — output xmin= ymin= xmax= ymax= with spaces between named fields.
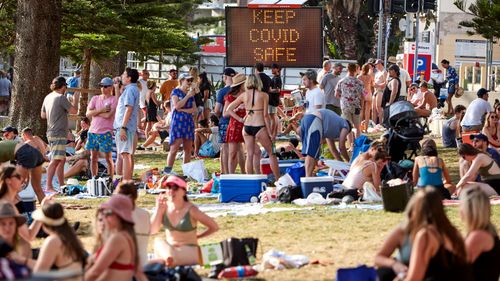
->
xmin=461 ymin=88 xmax=492 ymax=132
xmin=397 ymin=62 xmax=412 ymax=100
xmin=300 ymin=69 xmax=324 ymax=114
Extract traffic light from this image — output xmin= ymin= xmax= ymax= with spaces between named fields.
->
xmin=368 ymin=0 xmax=382 ymax=16
xmin=405 ymin=0 xmax=419 ymax=13
xmin=391 ymin=0 xmax=405 ymax=14
xmin=391 ymin=0 xmax=420 ymax=14
xmin=423 ymin=0 xmax=436 ymax=11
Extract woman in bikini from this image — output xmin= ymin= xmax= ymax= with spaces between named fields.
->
xmin=457 ymin=143 xmax=500 ymax=196
xmin=12 ymin=202 xmax=86 ymax=281
xmin=482 ymin=111 xmax=500 ymax=150
xmin=150 ymin=176 xmax=218 ymax=266
xmin=357 ymin=63 xmax=374 ymax=132
xmin=225 ymin=74 xmax=280 ymax=180
xmin=412 ymin=141 xmax=454 ymax=199
xmin=85 ymin=194 xmax=140 ymax=281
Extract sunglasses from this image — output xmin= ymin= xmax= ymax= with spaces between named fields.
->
xmin=100 ymin=85 xmax=112 ymax=89
xmin=165 ymin=184 xmax=182 ymax=191
xmin=490 ymin=116 xmax=498 ymax=119
xmin=186 ymin=79 xmax=193 ymax=83
xmin=101 ymin=209 xmax=114 ymax=217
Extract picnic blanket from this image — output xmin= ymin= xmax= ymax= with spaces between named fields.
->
xmin=443 ymin=197 xmax=500 ymax=206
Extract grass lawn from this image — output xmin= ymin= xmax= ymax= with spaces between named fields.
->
xmin=42 ymin=138 xmax=500 ymax=281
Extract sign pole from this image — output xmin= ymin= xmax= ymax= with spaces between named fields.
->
xmin=377 ymin=0 xmax=384 ymax=59
xmin=412 ymin=0 xmax=421 ymax=82
xmin=384 ymin=17 xmax=391 ymax=66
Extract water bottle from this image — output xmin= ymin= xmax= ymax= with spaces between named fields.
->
xmin=245 ymin=244 xmax=256 ymax=265
xmin=217 ymin=266 xmax=258 ymax=279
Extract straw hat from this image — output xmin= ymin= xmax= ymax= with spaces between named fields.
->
xmin=32 ymin=208 xmax=65 ymax=227
xmin=0 ymin=203 xmax=26 ymax=226
xmin=231 ymin=73 xmax=246 ymax=88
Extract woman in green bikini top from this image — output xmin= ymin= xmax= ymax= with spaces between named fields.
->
xmin=150 ymin=175 xmax=219 ymax=266
xmin=457 ymin=144 xmax=500 ymax=196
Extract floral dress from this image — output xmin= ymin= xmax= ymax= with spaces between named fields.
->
xmin=169 ymin=88 xmax=194 ymax=144
xmin=225 ymin=94 xmax=245 ymax=143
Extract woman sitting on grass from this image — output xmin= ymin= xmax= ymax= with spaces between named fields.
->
xmin=460 ymin=187 xmax=500 ymax=281
xmin=0 ymin=164 xmax=46 ymax=242
xmin=115 ymin=181 xmax=151 ymax=268
xmin=150 ymin=175 xmax=218 ymax=266
xmin=12 ymin=202 xmax=86 ymax=280
xmin=375 ymin=187 xmax=472 ymax=280
xmin=482 ymin=111 xmax=500 ymax=149
xmin=457 ymin=143 xmax=500 ymax=196
xmin=412 ymin=141 xmax=454 ymax=199
xmin=330 ymin=150 xmax=389 ymax=200
xmin=0 ymin=202 xmax=31 ymax=260
xmin=85 ymin=194 xmax=140 ymax=281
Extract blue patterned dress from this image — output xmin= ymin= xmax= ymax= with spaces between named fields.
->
xmin=169 ymin=88 xmax=195 ymax=144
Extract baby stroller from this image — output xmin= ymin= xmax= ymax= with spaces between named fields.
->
xmin=384 ymin=101 xmax=428 ymax=163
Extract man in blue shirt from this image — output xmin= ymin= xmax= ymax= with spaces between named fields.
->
xmin=114 ymin=68 xmax=140 ymax=180
xmin=214 ymin=68 xmax=236 ymax=174
xmin=441 ymin=59 xmax=459 ymax=115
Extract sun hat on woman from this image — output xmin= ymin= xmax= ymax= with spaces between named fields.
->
xmin=99 ymin=194 xmax=135 ymax=224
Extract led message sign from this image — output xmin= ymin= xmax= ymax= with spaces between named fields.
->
xmin=225 ymin=7 xmax=323 ymax=67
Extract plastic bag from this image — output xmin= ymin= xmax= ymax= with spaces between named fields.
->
xmin=261 ymin=249 xmax=309 ymax=270
xmin=285 ymin=162 xmax=305 ymax=186
xmin=362 ymin=182 xmax=382 ymax=202
xmin=292 ymin=192 xmax=329 ymax=206
xmin=182 ymin=160 xmax=208 ymax=183
xmin=259 ymin=187 xmax=278 ymax=204
xmin=275 ymin=174 xmax=296 ymax=191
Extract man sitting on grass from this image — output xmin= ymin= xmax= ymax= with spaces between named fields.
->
xmin=138 ymin=100 xmax=172 ymax=150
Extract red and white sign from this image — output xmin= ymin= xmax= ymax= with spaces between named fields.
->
xmin=403 ymin=42 xmax=432 ymax=55
xmin=200 ymin=36 xmax=226 ymax=54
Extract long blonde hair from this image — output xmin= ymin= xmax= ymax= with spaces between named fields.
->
xmin=483 ymin=111 xmax=498 ymax=129
xmin=402 ymin=187 xmax=466 ymax=260
xmin=460 ymin=187 xmax=497 ymax=236
xmin=245 ymin=74 xmax=262 ymax=91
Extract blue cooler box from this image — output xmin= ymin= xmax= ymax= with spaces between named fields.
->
xmin=219 ymin=174 xmax=268 ymax=203
xmin=279 ymin=159 xmax=304 ymax=175
xmin=300 ymin=176 xmax=334 ymax=198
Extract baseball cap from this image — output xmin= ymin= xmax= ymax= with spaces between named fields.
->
xmin=223 ymin=68 xmax=236 ymax=77
xmin=299 ymin=69 xmax=318 ymax=83
xmin=98 ymin=77 xmax=113 ymax=87
xmin=178 ymin=73 xmax=193 ymax=80
xmin=477 ymin=88 xmax=489 ymax=97
xmin=164 ymin=175 xmax=188 ymax=190
xmin=1 ymin=126 xmax=17 ymax=134
xmin=470 ymin=133 xmax=488 ymax=142
xmin=375 ymin=59 xmax=384 ymax=65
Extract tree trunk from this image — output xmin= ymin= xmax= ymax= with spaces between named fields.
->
xmin=325 ymin=0 xmax=362 ymax=60
xmin=90 ymin=52 xmax=125 ymax=89
xmin=78 ymin=48 xmax=92 ymax=117
xmin=10 ymin=0 xmax=62 ymax=137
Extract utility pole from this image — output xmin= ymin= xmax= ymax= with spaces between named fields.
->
xmin=384 ymin=17 xmax=391 ymax=66
xmin=377 ymin=0 xmax=384 ymax=59
xmin=412 ymin=0 xmax=421 ymax=82
xmin=486 ymin=0 xmax=493 ymax=90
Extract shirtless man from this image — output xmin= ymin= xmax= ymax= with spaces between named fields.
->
xmin=21 ymin=128 xmax=48 ymax=160
xmin=414 ymin=82 xmax=437 ymax=117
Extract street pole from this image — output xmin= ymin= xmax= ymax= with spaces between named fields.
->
xmin=486 ymin=0 xmax=493 ymax=90
xmin=384 ymin=17 xmax=391 ymax=66
xmin=412 ymin=0 xmax=421 ymax=82
xmin=377 ymin=0 xmax=384 ymax=59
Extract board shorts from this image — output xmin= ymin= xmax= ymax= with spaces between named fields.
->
xmin=300 ymin=114 xmax=323 ymax=159
xmin=47 ymin=136 xmax=66 ymax=160
xmin=85 ymin=132 xmax=113 ymax=153
xmin=15 ymin=144 xmax=45 ymax=168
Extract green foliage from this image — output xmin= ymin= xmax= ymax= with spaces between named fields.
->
xmin=454 ymin=0 xmax=500 ymax=41
xmin=0 ymin=0 xmax=16 ymax=53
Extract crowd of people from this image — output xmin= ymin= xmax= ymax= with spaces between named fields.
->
xmin=0 ymin=56 xmax=499 ymax=279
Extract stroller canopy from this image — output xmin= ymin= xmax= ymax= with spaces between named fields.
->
xmin=388 ymin=101 xmax=418 ymax=127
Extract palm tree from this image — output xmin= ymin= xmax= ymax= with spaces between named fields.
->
xmin=324 ymin=0 xmax=362 ymax=59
